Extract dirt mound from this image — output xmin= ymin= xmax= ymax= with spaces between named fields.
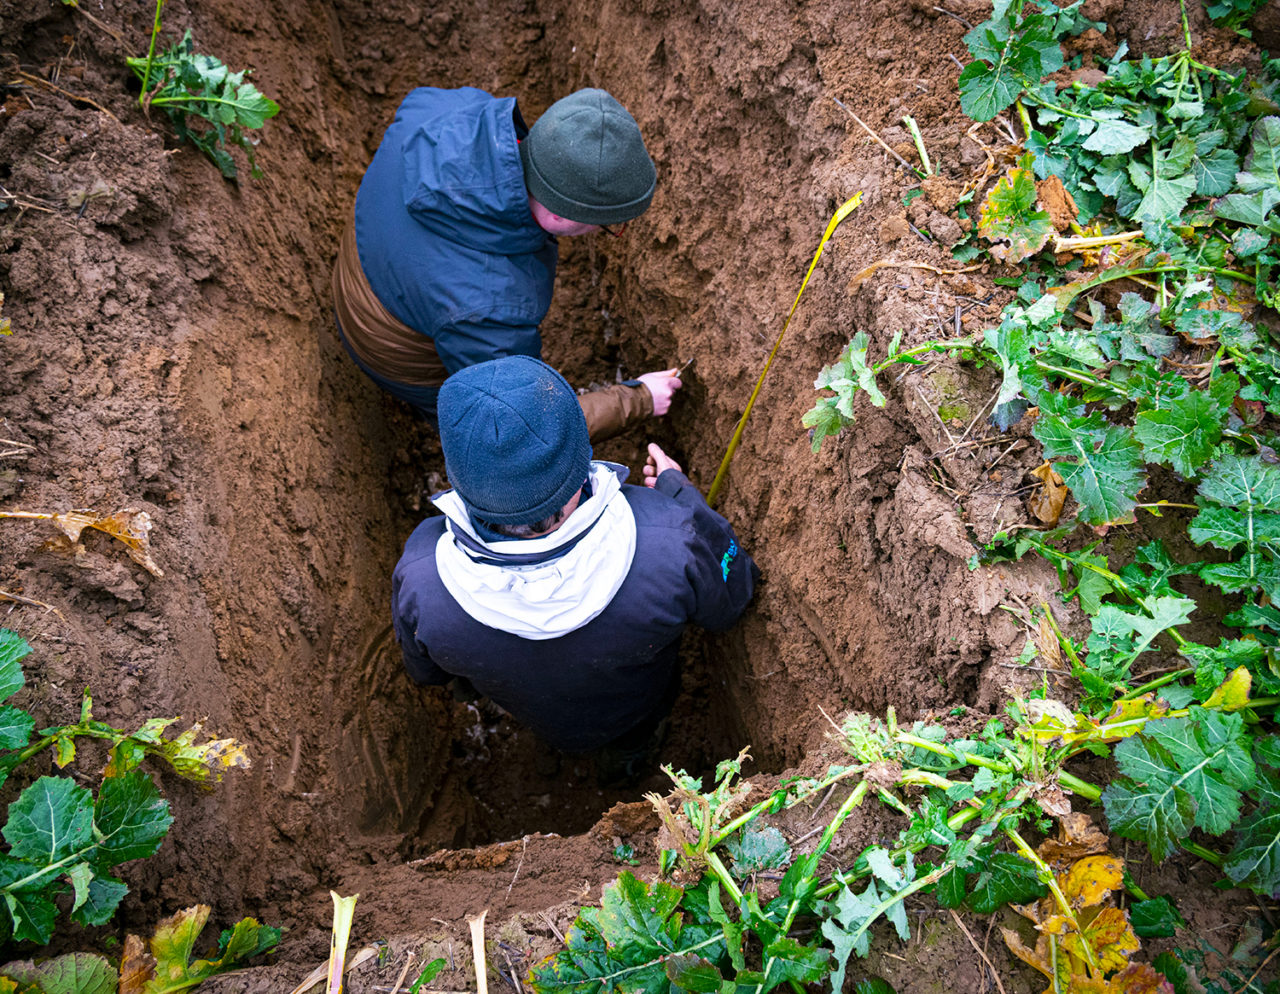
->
xmin=0 ymin=0 xmax=1266 ymax=988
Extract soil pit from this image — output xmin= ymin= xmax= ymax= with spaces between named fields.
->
xmin=0 ymin=0 xmax=1272 ymax=989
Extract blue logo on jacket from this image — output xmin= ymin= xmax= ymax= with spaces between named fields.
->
xmin=721 ymin=540 xmax=738 ymax=581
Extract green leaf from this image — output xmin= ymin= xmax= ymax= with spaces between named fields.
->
xmin=1235 ymin=116 xmax=1280 ymax=195
xmin=964 ymin=852 xmax=1046 ymax=913
xmin=70 ymin=875 xmax=128 ymax=928
xmin=1032 ymin=404 xmax=1146 ymax=526
xmin=1190 ymin=144 xmax=1238 ymax=197
xmin=1215 ymin=187 xmax=1280 ymax=226
xmin=92 ymin=770 xmax=173 ymax=866
xmin=725 ymin=825 xmax=791 ymax=879
xmin=958 ymin=58 xmax=1025 ymax=123
xmin=758 ymin=937 xmax=829 ymax=991
xmin=531 ymin=873 xmax=723 ymax=994
xmin=409 ymin=958 xmax=446 ymax=994
xmin=0 ymin=707 xmax=34 ymax=752
xmin=802 ymin=399 xmax=846 ymax=453
xmin=1103 ymin=709 xmax=1256 ymax=861
xmin=0 ymin=953 xmax=116 ymax=994
xmin=1129 ymin=896 xmax=1185 ymax=937
xmin=1224 ymin=767 xmax=1280 ymax=897
xmin=1133 ymin=390 xmax=1226 ymax=477
xmin=4 ymin=888 xmax=58 ymax=945
xmin=0 ymin=630 xmax=30 ymax=703
xmin=3 ymin=777 xmax=94 ymax=864
xmin=1082 ymin=120 xmax=1149 ymax=155
xmin=1191 ymin=454 xmax=1280 ymax=598
xmin=144 ymin=907 xmax=280 ymax=993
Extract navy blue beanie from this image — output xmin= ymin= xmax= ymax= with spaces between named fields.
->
xmin=438 ymin=356 xmax=591 ymax=526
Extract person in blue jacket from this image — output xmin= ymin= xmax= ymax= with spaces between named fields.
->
xmin=332 ymin=86 xmax=682 ymax=438
xmin=391 ymin=356 xmax=758 ymax=767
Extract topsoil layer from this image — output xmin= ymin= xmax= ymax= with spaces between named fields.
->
xmin=0 ymin=0 xmax=1273 ymax=989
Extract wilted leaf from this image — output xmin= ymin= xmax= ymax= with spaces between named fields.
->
xmin=0 ymin=508 xmax=163 ymax=577
xmin=1038 ymin=812 xmax=1111 ymax=866
xmin=118 ymin=934 xmax=156 ymax=994
xmin=0 ymin=953 xmax=116 ymax=994
xmin=1028 ymin=461 xmax=1068 ymax=525
xmin=153 ymin=723 xmax=251 ymax=782
xmin=128 ymin=905 xmax=280 ymax=994
xmin=979 ymin=154 xmax=1055 ymax=263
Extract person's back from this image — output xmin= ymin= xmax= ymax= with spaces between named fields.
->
xmin=391 ymin=357 xmax=757 ymax=754
xmin=333 ymin=87 xmax=681 ymax=438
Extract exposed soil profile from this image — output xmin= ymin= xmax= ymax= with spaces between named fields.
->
xmin=0 ymin=0 xmax=1274 ymax=990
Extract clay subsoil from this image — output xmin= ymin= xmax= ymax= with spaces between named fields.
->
xmin=0 ymin=0 xmax=1273 ymax=989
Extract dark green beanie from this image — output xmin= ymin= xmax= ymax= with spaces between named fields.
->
xmin=438 ymin=356 xmax=591 ymax=526
xmin=519 ymin=88 xmax=656 ymax=226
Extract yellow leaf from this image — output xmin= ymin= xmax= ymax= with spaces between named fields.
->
xmin=1061 ymin=855 xmax=1124 ymax=909
xmin=1065 ymin=907 xmax=1140 ymax=974
xmin=157 ymin=723 xmax=251 ymax=782
xmin=1202 ymin=666 xmax=1253 ymax=712
xmin=0 ymin=508 xmax=163 ymax=577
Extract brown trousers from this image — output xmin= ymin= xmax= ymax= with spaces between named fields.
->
xmin=331 ymin=216 xmax=651 ymax=441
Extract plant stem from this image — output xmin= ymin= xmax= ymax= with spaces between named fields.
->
xmin=1057 ymin=770 xmax=1102 ymax=802
xmin=705 ymin=850 xmax=744 ymax=905
xmin=1040 ymin=603 xmax=1086 ymax=671
xmin=903 ymin=115 xmax=933 ymax=176
xmin=1183 ymin=840 xmax=1223 ymax=867
xmin=1119 ymin=668 xmax=1194 ymax=700
xmin=712 ymin=766 xmax=861 ymax=846
xmin=871 ymin=337 xmax=975 ymax=375
xmin=1016 ymin=98 xmax=1034 ymax=140
xmin=1007 ymin=827 xmax=1102 ymax=972
xmin=140 ymin=0 xmax=166 ymax=106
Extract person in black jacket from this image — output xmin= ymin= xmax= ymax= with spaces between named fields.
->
xmin=391 ymin=356 xmax=758 ymax=765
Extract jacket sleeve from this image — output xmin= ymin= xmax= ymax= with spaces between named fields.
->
xmin=580 ymin=384 xmax=653 ymax=443
xmin=391 ymin=558 xmax=451 ymax=686
xmin=432 ymin=315 xmax=543 ymax=374
xmin=654 ymin=470 xmax=760 ymax=632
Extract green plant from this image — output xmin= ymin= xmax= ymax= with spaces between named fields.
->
xmin=0 ymin=629 xmax=250 ymax=945
xmin=1 ymin=905 xmax=280 ymax=993
xmin=125 ymin=0 xmax=279 ymax=179
xmin=527 ymin=689 xmax=1213 ymax=994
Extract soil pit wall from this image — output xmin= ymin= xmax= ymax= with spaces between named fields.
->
xmin=0 ymin=0 xmax=1137 ymax=972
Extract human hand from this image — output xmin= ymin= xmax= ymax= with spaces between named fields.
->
xmin=637 ymin=368 xmax=683 ymax=417
xmin=643 ymin=442 xmax=682 ymax=488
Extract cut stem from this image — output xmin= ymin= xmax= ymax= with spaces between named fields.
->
xmin=902 ymin=115 xmax=933 ymax=176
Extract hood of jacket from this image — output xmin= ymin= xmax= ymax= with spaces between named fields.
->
xmin=430 ymin=462 xmax=637 ymax=640
xmin=398 ymin=87 xmax=548 ymax=257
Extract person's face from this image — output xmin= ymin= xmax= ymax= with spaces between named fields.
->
xmin=528 ymin=197 xmax=602 ymax=237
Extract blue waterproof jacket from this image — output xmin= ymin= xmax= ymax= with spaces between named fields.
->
xmin=354 ymin=87 xmax=556 ymax=372
xmin=391 ymin=471 xmax=759 ymax=752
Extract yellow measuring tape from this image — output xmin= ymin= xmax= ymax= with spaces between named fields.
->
xmin=706 ymin=191 xmax=864 ymax=506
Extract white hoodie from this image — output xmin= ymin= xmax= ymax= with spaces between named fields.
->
xmin=431 ymin=462 xmax=638 ymax=640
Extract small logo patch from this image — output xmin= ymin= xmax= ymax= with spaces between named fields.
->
xmin=721 ymin=540 xmax=739 ymax=581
